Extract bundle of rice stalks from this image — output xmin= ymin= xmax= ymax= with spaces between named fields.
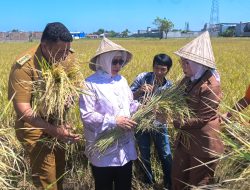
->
xmin=0 ymin=96 xmax=30 ymax=188
xmin=215 ymin=109 xmax=250 ymax=189
xmin=136 ymin=83 xmax=192 ymax=130
xmin=31 ymin=57 xmax=85 ymax=126
xmin=0 ymin=127 xmax=29 ymax=189
xmin=95 ymin=83 xmax=193 ymax=153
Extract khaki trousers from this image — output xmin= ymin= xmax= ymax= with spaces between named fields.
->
xmin=15 ymin=126 xmax=65 ymax=190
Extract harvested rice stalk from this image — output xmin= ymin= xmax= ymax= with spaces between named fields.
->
xmin=31 ymin=57 xmax=85 ymax=125
xmin=214 ymin=107 xmax=250 ymax=189
xmin=95 ymin=83 xmax=193 ymax=153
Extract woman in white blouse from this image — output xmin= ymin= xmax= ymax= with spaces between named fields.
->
xmin=79 ymin=37 xmax=138 ymax=190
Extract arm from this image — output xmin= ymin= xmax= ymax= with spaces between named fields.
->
xmin=79 ymin=92 xmax=116 ymax=133
xmin=225 ymin=97 xmax=250 ymax=118
xmin=176 ymin=84 xmax=221 ymax=129
xmin=13 ymin=102 xmax=79 ymax=142
xmin=225 ymin=85 xmax=250 ymax=118
xmin=9 ymin=64 xmax=79 ymax=142
xmin=130 ymin=74 xmax=143 ymax=99
xmin=130 ymin=73 xmax=153 ymax=100
xmin=133 ymin=84 xmax=153 ymax=99
xmin=79 ymin=86 xmax=136 ymax=133
xmin=232 ymin=97 xmax=250 ymax=111
xmin=125 ymin=79 xmax=140 ymax=114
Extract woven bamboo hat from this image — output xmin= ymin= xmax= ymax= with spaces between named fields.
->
xmin=89 ymin=37 xmax=133 ymax=71
xmin=174 ymin=31 xmax=216 ymax=69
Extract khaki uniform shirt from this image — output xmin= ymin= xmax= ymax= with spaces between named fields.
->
xmin=8 ymin=45 xmax=74 ymax=147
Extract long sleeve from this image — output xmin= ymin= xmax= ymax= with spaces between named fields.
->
xmin=79 ymin=86 xmax=116 ymax=134
xmin=127 ymin=85 xmax=140 ymax=114
xmin=80 ymin=73 xmax=138 ymax=167
xmin=244 ymin=84 xmax=250 ymax=102
xmin=181 ymin=82 xmax=221 ymax=129
xmin=130 ymin=72 xmax=148 ymax=93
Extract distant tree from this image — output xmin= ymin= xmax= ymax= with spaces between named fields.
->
xmin=11 ymin=29 xmax=19 ymax=32
xmin=153 ymin=17 xmax=174 ymax=39
xmin=109 ymin=30 xmax=118 ymax=37
xmin=95 ymin=28 xmax=105 ymax=35
xmin=121 ymin=29 xmax=130 ymax=38
xmin=220 ymin=26 xmax=235 ymax=37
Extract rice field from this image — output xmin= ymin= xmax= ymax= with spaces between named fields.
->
xmin=0 ymin=38 xmax=250 ymax=189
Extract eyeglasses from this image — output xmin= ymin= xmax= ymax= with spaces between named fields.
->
xmin=112 ymin=59 xmax=124 ymax=66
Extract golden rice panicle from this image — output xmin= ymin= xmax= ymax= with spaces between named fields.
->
xmin=31 ymin=56 xmax=85 ymax=125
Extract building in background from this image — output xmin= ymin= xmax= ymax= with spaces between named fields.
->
xmin=132 ymin=26 xmax=201 ymax=38
xmin=86 ymin=34 xmax=99 ymax=39
xmin=209 ymin=23 xmax=237 ymax=37
xmin=236 ymin=22 xmax=250 ymax=37
xmin=31 ymin=32 xmax=43 ymax=40
xmin=70 ymin=32 xmax=85 ymax=39
xmin=0 ymin=31 xmax=42 ymax=41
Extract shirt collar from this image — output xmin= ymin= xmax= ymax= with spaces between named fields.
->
xmin=96 ymin=70 xmax=121 ymax=81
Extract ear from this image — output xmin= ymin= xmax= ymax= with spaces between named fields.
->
xmin=41 ymin=41 xmax=52 ymax=51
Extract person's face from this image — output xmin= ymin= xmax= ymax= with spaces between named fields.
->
xmin=153 ymin=64 xmax=169 ymax=80
xmin=41 ymin=40 xmax=71 ymax=63
xmin=179 ymin=58 xmax=194 ymax=77
xmin=111 ymin=56 xmax=124 ymax=76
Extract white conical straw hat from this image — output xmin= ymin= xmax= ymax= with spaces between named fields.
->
xmin=174 ymin=31 xmax=216 ymax=69
xmin=89 ymin=37 xmax=132 ymax=71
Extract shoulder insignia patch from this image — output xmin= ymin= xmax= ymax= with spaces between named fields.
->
xmin=69 ymin=48 xmax=75 ymax=53
xmin=16 ymin=54 xmax=32 ymax=66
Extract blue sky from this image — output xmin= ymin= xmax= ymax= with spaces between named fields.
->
xmin=0 ymin=0 xmax=249 ymax=33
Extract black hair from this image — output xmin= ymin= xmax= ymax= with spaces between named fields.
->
xmin=153 ymin=53 xmax=173 ymax=70
xmin=41 ymin=22 xmax=73 ymax=42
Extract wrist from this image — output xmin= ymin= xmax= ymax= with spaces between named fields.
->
xmin=136 ymin=89 xmax=143 ymax=95
xmin=44 ymin=123 xmax=54 ymax=135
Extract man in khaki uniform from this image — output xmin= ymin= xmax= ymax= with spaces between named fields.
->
xmin=8 ymin=22 xmax=80 ymax=190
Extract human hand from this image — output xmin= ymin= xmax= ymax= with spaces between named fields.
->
xmin=61 ymin=124 xmax=81 ymax=143
xmin=47 ymin=124 xmax=80 ymax=143
xmin=140 ymin=84 xmax=154 ymax=94
xmin=173 ymin=120 xmax=182 ymax=129
xmin=116 ymin=116 xmax=137 ymax=130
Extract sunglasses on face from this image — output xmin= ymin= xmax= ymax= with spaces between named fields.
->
xmin=112 ymin=59 xmax=124 ymax=66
